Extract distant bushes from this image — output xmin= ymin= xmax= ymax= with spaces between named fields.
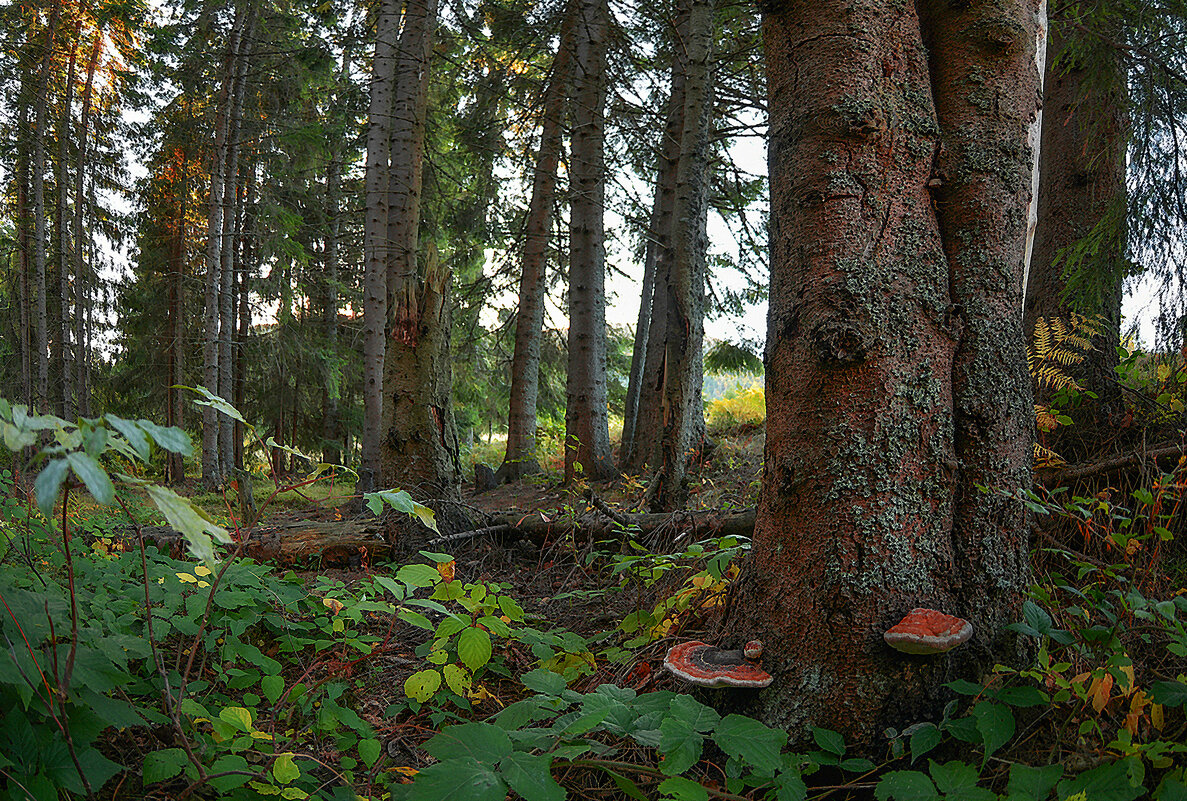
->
xmin=706 ymin=382 xmax=765 ymax=431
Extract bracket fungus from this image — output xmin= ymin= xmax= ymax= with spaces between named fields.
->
xmin=663 ymin=640 xmax=773 ymax=688
xmin=884 ymin=608 xmax=973 ymax=655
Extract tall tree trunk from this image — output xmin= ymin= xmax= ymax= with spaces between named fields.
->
xmin=620 ymin=192 xmax=661 ymax=469
xmin=16 ymin=94 xmax=33 ymax=408
xmin=166 ymin=146 xmax=189 ymax=485
xmin=360 ymin=0 xmax=400 ymax=494
xmin=650 ymin=0 xmax=714 ymax=511
xmin=235 ymin=163 xmax=256 ymax=472
xmin=73 ymin=32 xmax=102 ymax=421
xmin=564 ymin=0 xmax=615 ymax=483
xmin=201 ymin=4 xmax=247 ymax=487
xmin=322 ymin=156 xmax=343 ymax=467
xmin=58 ymin=7 xmax=84 ymax=420
xmin=382 ymin=0 xmax=465 ymax=508
xmin=1024 ymin=18 xmax=1127 ymax=407
xmin=497 ymin=5 xmax=575 ymax=484
xmin=33 ymin=1 xmax=60 ymax=415
xmin=725 ymin=0 xmax=1039 ymax=746
xmin=219 ymin=5 xmax=256 ymax=472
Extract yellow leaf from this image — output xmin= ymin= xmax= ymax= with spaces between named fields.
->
xmin=1118 ymin=664 xmax=1136 ymax=694
xmin=322 ymin=597 xmax=344 ymax=615
xmin=437 ymin=560 xmax=456 ymax=583
xmin=177 ymin=572 xmax=197 ymax=583
xmin=195 ymin=565 xmax=213 ymax=576
xmin=1090 ymin=673 xmax=1114 ymax=713
xmin=1152 ymin=703 xmax=1164 ymax=730
xmin=393 ymin=767 xmax=419 ymax=777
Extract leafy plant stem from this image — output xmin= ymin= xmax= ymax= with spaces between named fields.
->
xmin=562 ymin=758 xmax=753 ymax=801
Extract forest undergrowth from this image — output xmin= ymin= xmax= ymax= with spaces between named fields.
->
xmin=0 ymin=367 xmax=1186 ymax=801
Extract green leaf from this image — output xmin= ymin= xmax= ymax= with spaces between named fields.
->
xmin=712 ymin=714 xmax=787 ymax=775
xmin=138 ymin=419 xmax=193 ymax=456
xmin=1057 ymin=758 xmax=1145 ymax=801
xmin=371 ymin=574 xmax=407 ymax=601
xmin=596 ymin=767 xmax=649 ymax=801
xmin=658 ymin=776 xmax=710 ymax=801
xmin=359 ymin=739 xmax=382 ymax=768
xmin=910 ymin=724 xmax=942 ymax=764
xmin=997 ymin=686 xmax=1048 ymax=708
xmin=1005 ymin=763 xmax=1063 ymax=801
xmin=261 ymin=675 xmax=284 ymax=704
xmin=144 ymin=485 xmax=230 ymax=564
xmin=106 ymin=415 xmax=150 ymax=461
xmin=499 ymin=752 xmax=565 ymax=801
xmin=521 ymin=668 xmax=567 ymax=695
xmin=812 ymin=727 xmax=845 ymax=756
xmin=35 ymin=458 xmax=70 ymax=517
xmin=458 ymin=627 xmax=493 ymax=671
xmin=972 ymin=701 xmax=1014 ymax=761
xmin=669 ymin=694 xmax=720 ymax=733
xmin=398 ymin=608 xmax=434 ymax=630
xmin=929 ymin=760 xmax=994 ymax=801
xmin=658 ymin=717 xmax=703 ymax=776
xmin=876 ymin=771 xmax=939 ymax=801
xmin=272 ymin=753 xmax=300 ymax=784
xmin=423 ymin=723 xmax=513 ymax=763
xmin=1150 ymin=680 xmax=1187 ymax=708
xmin=188 ymin=385 xmax=247 ymax=424
xmin=405 ymin=669 xmax=442 ymax=702
xmin=397 ymin=563 xmax=442 ymax=588
xmin=219 ymin=706 xmax=254 ymax=733
xmin=66 ymin=451 xmax=115 ymax=505
xmin=407 ymin=758 xmax=508 ymax=801
xmin=443 ymin=664 xmax=472 ymax=697
xmin=143 ymin=748 xmax=189 ymax=784
xmin=775 ymin=770 xmax=808 ymax=801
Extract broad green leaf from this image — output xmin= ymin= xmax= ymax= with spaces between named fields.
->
xmin=443 ymin=664 xmax=472 ymax=697
xmin=145 ymin=485 xmax=230 ymax=564
xmin=812 ymin=727 xmax=845 ymax=756
xmin=929 ymin=760 xmax=994 ymax=801
xmin=909 ymin=724 xmax=942 ymax=764
xmin=407 ymin=758 xmax=507 ymax=801
xmin=498 ymin=595 xmax=526 ymax=621
xmin=272 ymin=753 xmax=300 ymax=784
xmin=876 ymin=771 xmax=939 ymax=801
xmin=35 ymin=458 xmax=70 ymax=517
xmin=66 ymin=451 xmax=114 ymax=505
xmin=359 ymin=739 xmax=382 ymax=768
xmin=138 ymin=419 xmax=193 ymax=456
xmin=658 ymin=717 xmax=703 ymax=776
xmin=143 ymin=748 xmax=189 ymax=784
xmin=397 ymin=563 xmax=442 ymax=588
xmin=775 ymin=770 xmax=808 ymax=801
xmin=371 ymin=574 xmax=406 ymax=601
xmin=669 ymin=694 xmax=720 ymax=733
xmin=261 ymin=675 xmax=284 ymax=704
xmin=972 ymin=701 xmax=1014 ymax=762
xmin=105 ymin=415 xmax=150 ymax=461
xmin=458 ymin=627 xmax=493 ymax=671
xmin=398 ymin=608 xmax=434 ymax=630
xmin=997 ymin=686 xmax=1048 ymax=707
xmin=1006 ymin=763 xmax=1063 ymax=801
xmin=423 ymin=723 xmax=513 ymax=763
xmin=1057 ymin=758 xmax=1145 ymax=801
xmin=1150 ymin=680 xmax=1187 ymax=708
xmin=597 ymin=767 xmax=649 ymax=801
xmin=712 ymin=714 xmax=787 ymax=775
xmin=499 ymin=752 xmax=565 ymax=801
xmin=188 ymin=385 xmax=247 ymax=424
xmin=657 ymin=776 xmax=709 ymax=801
xmin=219 ymin=706 xmax=254 ymax=733
xmin=521 ymin=668 xmax=567 ymax=695
xmin=405 ymin=669 xmax=442 ymax=702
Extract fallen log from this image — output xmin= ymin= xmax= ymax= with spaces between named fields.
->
xmin=1037 ymin=441 xmax=1186 ymax=485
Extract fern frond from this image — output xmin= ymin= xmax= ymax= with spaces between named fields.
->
xmin=1034 ymin=442 xmax=1067 ymax=468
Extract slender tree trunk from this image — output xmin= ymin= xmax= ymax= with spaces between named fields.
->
xmin=360 ymin=0 xmax=400 ymax=494
xmin=33 ymin=1 xmax=60 ymax=415
xmin=725 ymin=0 xmax=1039 ymax=746
xmin=1024 ymin=17 xmax=1127 ymax=406
xmin=166 ymin=146 xmax=189 ymax=485
xmin=235 ymin=164 xmax=256 ymax=472
xmin=620 ymin=192 xmax=661 ymax=469
xmin=202 ymin=4 xmax=246 ymax=487
xmin=497 ymin=5 xmax=575 ymax=484
xmin=73 ymin=32 xmax=101 ymax=421
xmin=564 ymin=0 xmax=616 ymax=483
xmin=651 ymin=0 xmax=714 ymax=511
xmin=57 ymin=12 xmax=81 ymax=420
xmin=322 ymin=156 xmax=343 ymax=467
xmin=16 ymin=95 xmax=33 ymax=408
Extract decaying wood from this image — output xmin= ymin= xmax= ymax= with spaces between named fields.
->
xmin=123 ymin=518 xmax=391 ymax=564
xmin=1038 ymin=442 xmax=1186 ymax=484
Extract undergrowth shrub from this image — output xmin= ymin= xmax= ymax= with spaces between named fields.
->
xmin=706 ymin=382 xmax=765 ymax=432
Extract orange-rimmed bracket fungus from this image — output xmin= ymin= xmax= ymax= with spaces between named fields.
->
xmin=663 ymin=640 xmax=773 ymax=688
xmin=883 ymin=608 xmax=973 ymax=655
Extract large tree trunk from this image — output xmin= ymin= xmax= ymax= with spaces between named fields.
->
xmin=725 ymin=0 xmax=1039 ymax=746
xmin=619 ymin=191 xmax=661 ymax=470
xmin=165 ymin=146 xmax=189 ymax=485
xmin=1024 ymin=18 xmax=1127 ymax=406
xmin=359 ymin=0 xmax=400 ymax=494
xmin=33 ymin=1 xmax=59 ymax=415
xmin=234 ymin=164 xmax=256 ymax=472
xmin=564 ymin=0 xmax=616 ymax=483
xmin=322 ymin=155 xmax=343 ymax=467
xmin=497 ymin=6 xmax=575 ymax=485
xmin=58 ymin=13 xmax=80 ymax=420
xmin=381 ymin=0 xmax=465 ymax=510
xmin=16 ymin=93 xmax=33 ymax=409
xmin=649 ymin=0 xmax=714 ymax=511
xmin=201 ymin=4 xmax=247 ymax=487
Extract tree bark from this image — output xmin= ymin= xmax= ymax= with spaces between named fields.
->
xmin=360 ymin=0 xmax=400 ymax=494
xmin=58 ymin=12 xmax=80 ymax=420
xmin=1024 ymin=17 xmax=1127 ymax=404
xmin=16 ymin=92 xmax=33 ymax=409
xmin=498 ymin=5 xmax=575 ymax=484
xmin=73 ymin=32 xmax=102 ymax=421
xmin=202 ymin=4 xmax=247 ymax=487
xmin=650 ymin=0 xmax=714 ymax=511
xmin=234 ymin=164 xmax=256 ymax=472
xmin=166 ymin=145 xmax=189 ymax=485
xmin=725 ymin=0 xmax=1039 ymax=746
xmin=33 ymin=0 xmax=60 ymax=415
xmin=620 ymin=191 xmax=661 ymax=470
xmin=564 ymin=0 xmax=616 ymax=483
